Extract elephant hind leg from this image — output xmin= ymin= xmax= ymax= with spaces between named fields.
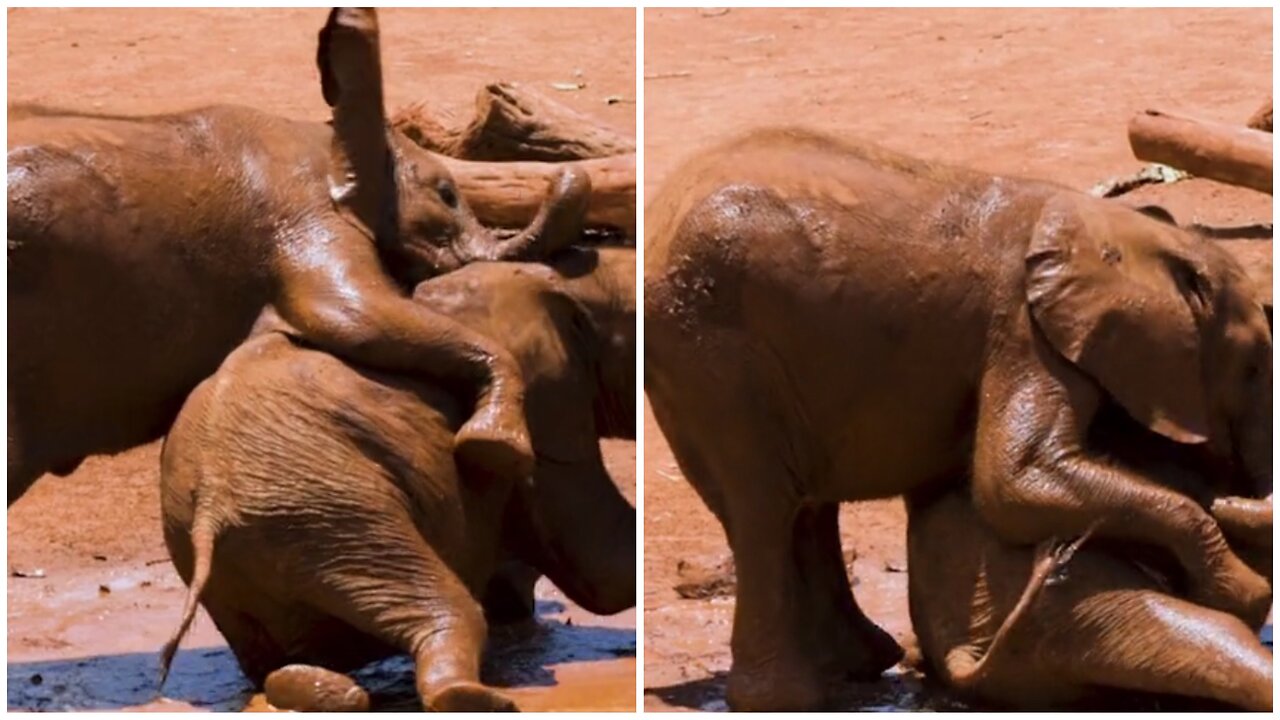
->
xmin=197 ymin=594 xmax=288 ymax=689
xmin=649 ymin=354 xmax=828 ymax=710
xmin=716 ymin=447 xmax=830 ymax=710
xmin=1044 ymin=590 xmax=1272 ymax=711
xmin=793 ymin=503 xmax=902 ymax=681
xmin=296 ymin=531 xmax=516 ymax=712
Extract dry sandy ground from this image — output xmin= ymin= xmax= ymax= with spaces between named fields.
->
xmin=642 ymin=7 xmax=1272 ymax=711
xmin=7 ymin=7 xmax=636 ymax=712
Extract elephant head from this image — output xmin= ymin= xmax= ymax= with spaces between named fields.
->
xmin=316 ymin=8 xmax=589 ymax=284
xmin=414 ymin=247 xmax=636 ymax=615
xmin=1026 ymin=194 xmax=1272 ymax=497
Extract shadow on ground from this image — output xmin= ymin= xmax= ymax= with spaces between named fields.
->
xmin=8 ymin=599 xmax=635 ymax=712
xmin=644 ymin=668 xmax=973 ymax=712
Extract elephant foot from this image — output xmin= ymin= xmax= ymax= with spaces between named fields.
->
xmin=263 ymin=664 xmax=371 ymax=712
xmin=726 ymin=657 xmax=826 ymax=712
xmin=829 ymin=620 xmax=903 ymax=681
xmin=426 ymin=680 xmax=518 ymax=712
xmin=455 ymin=404 xmax=535 ymax=482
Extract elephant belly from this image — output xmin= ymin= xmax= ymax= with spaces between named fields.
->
xmin=740 ymin=245 xmax=989 ymax=502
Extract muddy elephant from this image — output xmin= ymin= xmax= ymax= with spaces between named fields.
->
xmin=907 ymin=414 xmax=1272 ymax=710
xmin=644 ymin=128 xmax=1272 ymax=710
xmin=908 ymin=488 xmax=1271 ymax=711
xmin=8 ymin=8 xmax=589 ymax=503
xmin=157 ymin=246 xmax=635 ymax=711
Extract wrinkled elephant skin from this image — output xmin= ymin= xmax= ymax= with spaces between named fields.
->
xmin=644 ymin=127 xmax=1272 ymax=710
xmin=8 ymin=8 xmax=590 ymax=504
xmin=159 ymin=247 xmax=636 ymax=711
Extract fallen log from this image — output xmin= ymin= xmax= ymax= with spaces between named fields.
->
xmin=443 ymin=152 xmax=636 ymax=237
xmin=395 ymin=82 xmax=635 ymax=162
xmin=1247 ymin=96 xmax=1272 ymax=133
xmin=1128 ymin=109 xmax=1272 ymax=194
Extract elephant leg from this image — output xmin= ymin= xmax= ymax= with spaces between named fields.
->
xmin=298 ymin=533 xmax=516 ymax=712
xmin=1037 ymin=590 xmax=1272 ymax=711
xmin=650 ymin=363 xmax=827 ymax=710
xmin=7 ymin=411 xmax=41 ymax=506
xmin=722 ymin=474 xmax=827 ymax=710
xmin=793 ymin=503 xmax=903 ymax=681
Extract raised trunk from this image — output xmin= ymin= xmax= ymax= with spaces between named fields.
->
xmin=512 ymin=458 xmax=637 ymax=616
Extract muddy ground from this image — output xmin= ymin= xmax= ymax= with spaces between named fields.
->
xmin=7 ymin=8 xmax=637 ymax=712
xmin=642 ymin=7 xmax=1272 ymax=711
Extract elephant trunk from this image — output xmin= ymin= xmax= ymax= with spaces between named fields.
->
xmin=460 ymin=166 xmax=591 ymax=264
xmin=518 ymin=462 xmax=636 ymax=616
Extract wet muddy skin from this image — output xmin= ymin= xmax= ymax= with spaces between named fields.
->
xmin=10 ymin=440 xmax=638 ymax=713
xmin=644 ymin=8 xmax=1270 ymax=712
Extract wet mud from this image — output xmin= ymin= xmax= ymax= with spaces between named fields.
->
xmin=9 ymin=567 xmax=634 ymax=712
xmin=643 ymin=8 xmax=1271 ymax=711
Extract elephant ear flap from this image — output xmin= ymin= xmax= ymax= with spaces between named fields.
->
xmin=316 ymin=8 xmax=392 ymax=235
xmin=1025 ymin=193 xmax=1211 ymax=444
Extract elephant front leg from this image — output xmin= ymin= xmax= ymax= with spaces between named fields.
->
xmin=973 ymin=368 xmax=1272 ymax=628
xmin=793 ymin=503 xmax=903 ymax=681
xmin=275 ymin=233 xmax=534 ymax=483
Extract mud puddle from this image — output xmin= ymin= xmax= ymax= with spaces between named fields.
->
xmin=9 ymin=561 xmax=636 ymax=712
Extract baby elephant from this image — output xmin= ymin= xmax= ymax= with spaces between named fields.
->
xmin=908 ymin=486 xmax=1272 ymax=710
xmin=159 ymin=247 xmax=636 ymax=711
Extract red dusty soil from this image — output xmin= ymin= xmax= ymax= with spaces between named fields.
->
xmin=642 ymin=7 xmax=1272 ymax=712
xmin=7 ymin=7 xmax=637 ymax=712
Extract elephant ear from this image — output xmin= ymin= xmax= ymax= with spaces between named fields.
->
xmin=1025 ymin=193 xmax=1212 ymax=444
xmin=316 ymin=8 xmax=393 ymax=237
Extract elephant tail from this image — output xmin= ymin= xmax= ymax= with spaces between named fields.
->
xmin=158 ymin=511 xmax=221 ymax=691
xmin=948 ymin=521 xmax=1099 ymax=690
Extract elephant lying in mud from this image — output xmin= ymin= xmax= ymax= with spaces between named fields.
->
xmin=158 ymin=247 xmax=635 ymax=711
xmin=644 ymin=127 xmax=1272 ymax=710
xmin=908 ymin=487 xmax=1271 ymax=711
xmin=8 ymin=8 xmax=588 ymax=503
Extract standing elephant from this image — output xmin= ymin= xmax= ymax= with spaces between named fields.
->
xmin=159 ymin=246 xmax=636 ymax=712
xmin=8 ymin=8 xmax=589 ymax=503
xmin=644 ymin=127 xmax=1272 ymax=710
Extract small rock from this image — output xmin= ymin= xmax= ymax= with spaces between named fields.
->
xmin=29 ymin=673 xmax=43 ymax=686
xmin=98 ymin=584 xmax=111 ymax=596
xmin=11 ymin=568 xmax=46 ymax=579
xmin=883 ymin=561 xmax=906 ymax=573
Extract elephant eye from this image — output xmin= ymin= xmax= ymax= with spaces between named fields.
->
xmin=438 ymin=183 xmax=459 ymax=209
